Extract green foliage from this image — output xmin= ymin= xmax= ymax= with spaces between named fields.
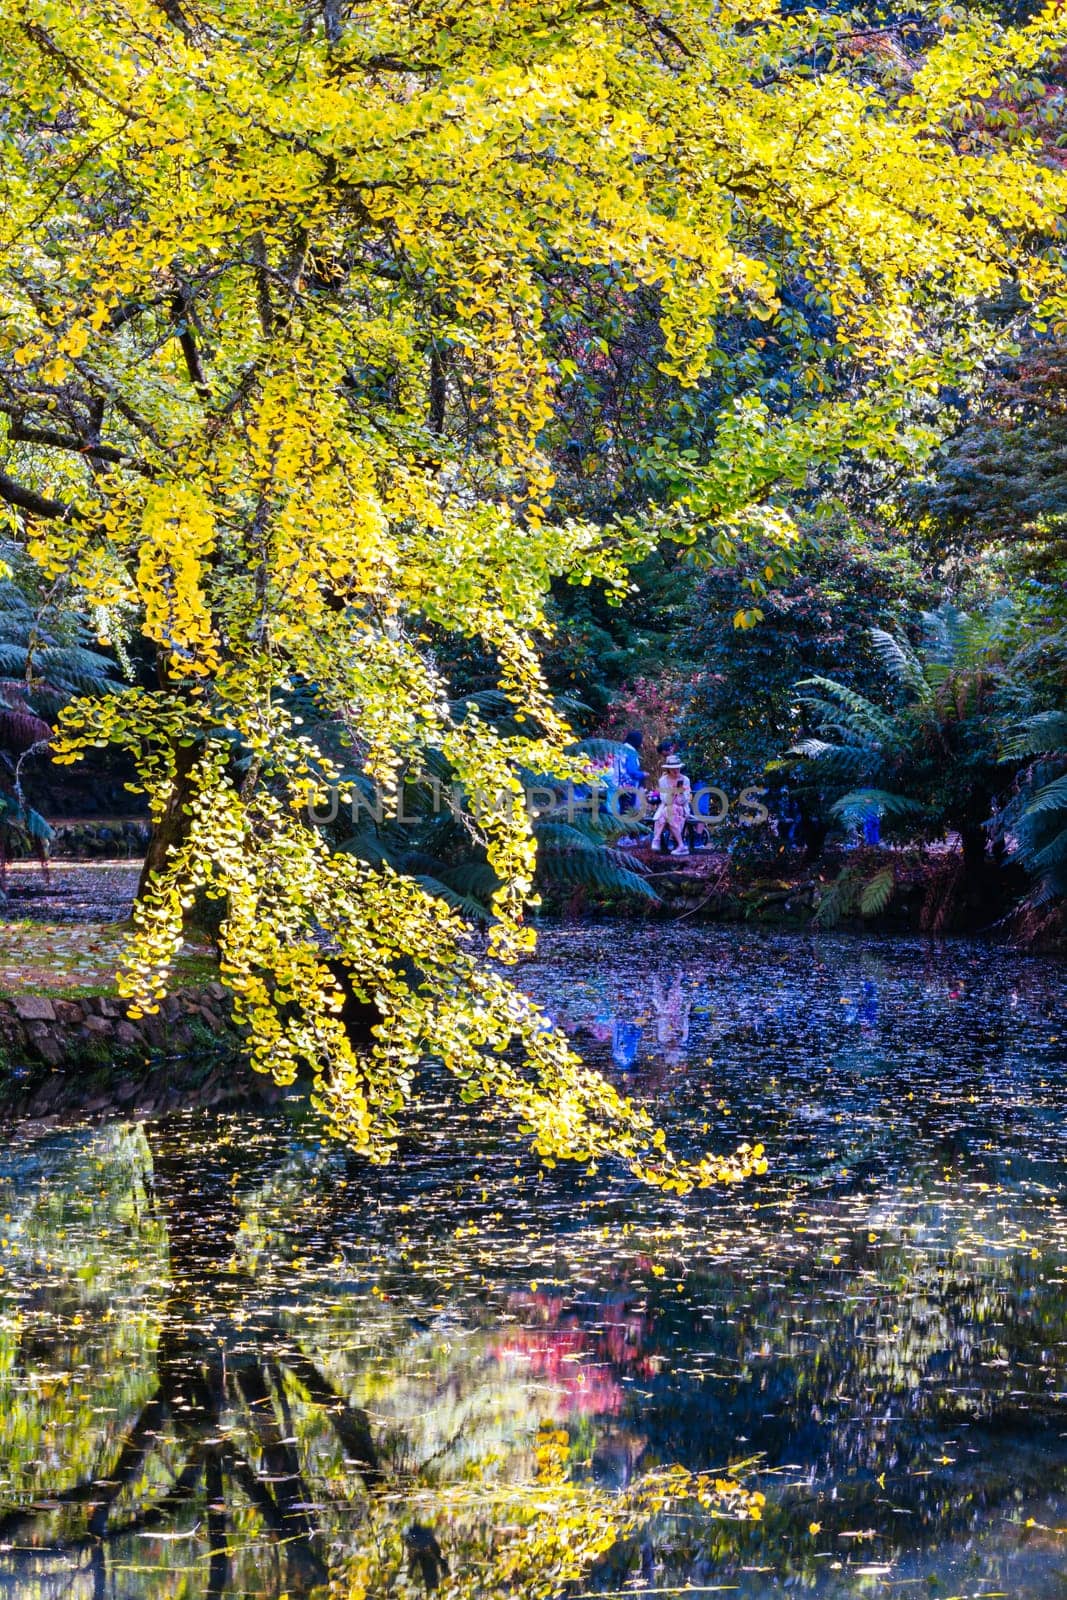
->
xmin=791 ymin=598 xmax=1064 ymax=872
xmin=912 ymin=336 xmax=1067 ymax=554
xmin=681 ymin=521 xmax=925 ymax=788
xmin=1001 ymin=709 xmax=1067 ymax=904
xmin=812 ymin=862 xmax=898 ymax=927
xmin=544 ymin=549 xmax=704 ymax=726
xmin=0 ymin=546 xmax=121 ymax=862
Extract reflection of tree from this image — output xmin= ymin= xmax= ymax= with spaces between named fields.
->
xmin=494 ymin=1289 xmax=656 ymax=1424
xmin=0 ymin=1112 xmax=766 ymax=1600
xmin=3 ymin=943 xmax=1067 ymax=1600
xmin=0 ymin=1118 xmax=380 ymax=1599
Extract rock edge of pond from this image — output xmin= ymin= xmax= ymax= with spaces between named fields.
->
xmin=0 ymin=982 xmax=244 ymax=1124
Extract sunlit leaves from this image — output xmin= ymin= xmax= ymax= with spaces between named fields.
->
xmin=0 ymin=0 xmax=1064 ymax=1168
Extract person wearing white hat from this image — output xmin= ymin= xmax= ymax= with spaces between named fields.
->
xmin=651 ymin=753 xmax=691 ymax=856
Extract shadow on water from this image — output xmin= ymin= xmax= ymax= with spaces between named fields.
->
xmin=0 ymin=927 xmax=1065 ymax=1597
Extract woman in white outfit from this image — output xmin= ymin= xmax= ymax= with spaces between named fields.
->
xmin=651 ymin=755 xmax=690 ymax=856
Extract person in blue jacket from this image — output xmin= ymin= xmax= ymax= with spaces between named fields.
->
xmin=612 ymin=728 xmax=645 ymax=813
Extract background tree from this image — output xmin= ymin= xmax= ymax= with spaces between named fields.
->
xmin=679 ymin=517 xmax=925 ymax=792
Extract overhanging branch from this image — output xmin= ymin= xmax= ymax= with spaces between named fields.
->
xmin=0 ymin=469 xmax=84 ymax=522
xmin=7 ymin=421 xmax=153 ymax=476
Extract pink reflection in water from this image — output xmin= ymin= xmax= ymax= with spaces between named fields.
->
xmin=493 ymin=1291 xmax=656 ymax=1416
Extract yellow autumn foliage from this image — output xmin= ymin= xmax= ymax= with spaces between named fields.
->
xmin=0 ymin=0 xmax=1063 ymax=1174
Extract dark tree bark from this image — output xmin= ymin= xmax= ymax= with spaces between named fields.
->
xmin=960 ymin=824 xmax=989 ymax=877
xmin=429 ymin=340 xmax=447 ymax=434
xmin=136 ymin=741 xmax=200 ymax=900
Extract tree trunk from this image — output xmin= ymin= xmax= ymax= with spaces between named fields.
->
xmin=960 ymin=823 xmax=988 ymax=878
xmin=137 ymin=741 xmax=199 ymax=900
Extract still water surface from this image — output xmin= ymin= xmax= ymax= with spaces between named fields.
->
xmin=0 ymin=927 xmax=1065 ymax=1598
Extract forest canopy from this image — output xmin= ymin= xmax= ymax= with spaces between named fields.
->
xmin=0 ymin=0 xmax=1064 ymax=1168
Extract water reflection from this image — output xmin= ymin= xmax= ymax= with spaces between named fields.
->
xmin=0 ymin=1119 xmax=383 ymax=1597
xmin=0 ymin=928 xmax=1064 ymax=1597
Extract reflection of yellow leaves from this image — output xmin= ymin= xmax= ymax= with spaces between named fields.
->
xmin=809 ymin=1521 xmax=822 ymax=1535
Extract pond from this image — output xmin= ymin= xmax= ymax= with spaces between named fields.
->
xmin=0 ymin=926 xmax=1065 ymax=1599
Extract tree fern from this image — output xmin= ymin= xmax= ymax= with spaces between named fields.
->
xmin=790 ymin=601 xmax=1063 ymax=905
xmin=1001 ymin=710 xmax=1067 ymax=904
xmin=795 ymin=677 xmax=899 ymax=742
xmin=537 ymin=846 xmax=658 ymax=901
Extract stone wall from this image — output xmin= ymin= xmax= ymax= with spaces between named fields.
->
xmin=0 ymin=983 xmax=235 ymax=1070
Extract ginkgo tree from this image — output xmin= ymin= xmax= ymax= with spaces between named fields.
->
xmin=0 ymin=0 xmax=1063 ymax=1175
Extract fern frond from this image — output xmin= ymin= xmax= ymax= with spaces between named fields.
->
xmin=795 ymin=676 xmax=897 ymax=742
xmin=859 ymin=866 xmax=895 ymax=917
xmin=793 ymin=696 xmax=886 ymax=744
xmin=1021 ymin=772 xmax=1067 ymax=819
xmin=447 ymin=689 xmax=513 ymax=717
xmin=438 ymin=860 xmax=501 ymax=899
xmin=869 ymin=629 xmax=930 ymax=702
xmin=922 ymin=602 xmax=969 ymax=667
xmin=569 ymin=737 xmax=632 ymax=764
xmin=1002 ymin=712 xmax=1067 ymax=760
xmin=533 ymin=820 xmax=604 ymax=852
xmin=412 ymin=873 xmax=495 ymax=922
xmin=790 ymin=738 xmax=878 ymax=778
xmin=829 ymin=788 xmax=927 ymax=823
xmin=1020 ymin=828 xmax=1067 ymax=877
xmin=812 ymin=868 xmax=859 ymax=928
xmin=539 ymin=847 xmax=659 ymax=902
xmin=335 ymin=830 xmax=403 ymax=870
xmin=0 ymin=705 xmax=51 ymax=752
xmin=0 ymin=644 xmax=29 ymax=676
